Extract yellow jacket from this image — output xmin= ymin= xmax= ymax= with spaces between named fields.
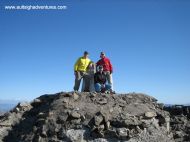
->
xmin=74 ymin=57 xmax=91 ymax=72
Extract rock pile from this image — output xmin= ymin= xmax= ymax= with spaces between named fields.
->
xmin=164 ymin=105 xmax=190 ymax=142
xmin=0 ymin=92 xmax=174 ymax=142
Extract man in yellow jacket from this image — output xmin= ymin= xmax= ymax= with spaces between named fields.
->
xmin=74 ymin=51 xmax=92 ymax=91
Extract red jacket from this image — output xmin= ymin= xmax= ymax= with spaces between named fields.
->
xmin=96 ymin=57 xmax=113 ymax=73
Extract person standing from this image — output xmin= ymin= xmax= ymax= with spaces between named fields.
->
xmin=74 ymin=51 xmax=92 ymax=92
xmin=96 ymin=52 xmax=113 ymax=91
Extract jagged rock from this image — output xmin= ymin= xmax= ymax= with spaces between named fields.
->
xmin=141 ymin=118 xmax=159 ymax=129
xmin=157 ymin=103 xmax=164 ymax=109
xmin=144 ymin=111 xmax=157 ymax=118
xmin=0 ymin=122 xmax=12 ymax=127
xmin=66 ymin=129 xmax=85 ymax=141
xmin=81 ymin=115 xmax=86 ymax=121
xmin=116 ymin=128 xmax=130 ymax=140
xmin=14 ymin=107 xmax=20 ymax=113
xmin=124 ymin=116 xmax=142 ymax=126
xmin=37 ymin=112 xmax=47 ymax=119
xmin=164 ymin=105 xmax=190 ymax=141
xmin=63 ymin=97 xmax=70 ymax=103
xmin=63 ymin=93 xmax=73 ymax=97
xmin=89 ymin=92 xmax=97 ymax=97
xmin=105 ymin=121 xmax=110 ymax=130
xmin=97 ymin=98 xmax=107 ymax=105
xmin=73 ymin=92 xmax=79 ymax=100
xmin=31 ymin=98 xmax=42 ymax=107
xmin=94 ymin=114 xmax=104 ymax=126
xmin=13 ymin=102 xmax=32 ymax=112
xmin=71 ymin=118 xmax=81 ymax=125
xmin=35 ymin=118 xmax=46 ymax=127
xmin=41 ymin=129 xmax=47 ymax=138
xmin=175 ymin=131 xmax=185 ymax=138
xmin=71 ymin=111 xmax=81 ymax=119
xmin=98 ymin=124 xmax=105 ymax=132
xmin=57 ymin=114 xmax=68 ymax=123
xmin=104 ymin=130 xmax=118 ymax=138
xmin=18 ymin=102 xmax=30 ymax=107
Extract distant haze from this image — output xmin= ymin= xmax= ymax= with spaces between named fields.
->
xmin=0 ymin=100 xmax=19 ymax=112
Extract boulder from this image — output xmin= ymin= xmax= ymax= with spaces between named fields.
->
xmin=73 ymin=92 xmax=79 ymax=101
xmin=94 ymin=114 xmax=104 ymax=126
xmin=116 ymin=128 xmax=130 ymax=140
xmin=71 ymin=111 xmax=81 ymax=119
xmin=144 ymin=111 xmax=157 ymax=118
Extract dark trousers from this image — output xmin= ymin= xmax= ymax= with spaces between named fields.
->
xmin=74 ymin=71 xmax=89 ymax=91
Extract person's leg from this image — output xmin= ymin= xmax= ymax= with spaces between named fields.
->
xmin=105 ymin=84 xmax=112 ymax=91
xmin=73 ymin=71 xmax=82 ymax=91
xmin=105 ymin=71 xmax=113 ymax=90
xmin=81 ymin=72 xmax=86 ymax=92
xmin=94 ymin=83 xmax=101 ymax=92
xmin=110 ymin=73 xmax=113 ymax=90
xmin=83 ymin=72 xmax=90 ymax=92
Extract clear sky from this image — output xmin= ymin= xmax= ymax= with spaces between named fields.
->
xmin=0 ymin=0 xmax=190 ymax=104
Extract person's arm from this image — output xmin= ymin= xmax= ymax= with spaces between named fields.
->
xmin=108 ymin=59 xmax=113 ymax=74
xmin=74 ymin=58 xmax=80 ymax=72
xmin=96 ymin=60 xmax=100 ymax=72
xmin=87 ymin=61 xmax=93 ymax=71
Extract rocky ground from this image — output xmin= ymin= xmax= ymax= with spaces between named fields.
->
xmin=0 ymin=92 xmax=186 ymax=142
xmin=164 ymin=105 xmax=190 ymax=142
xmin=0 ymin=112 xmax=4 ymax=116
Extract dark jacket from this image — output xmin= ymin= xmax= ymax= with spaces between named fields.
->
xmin=94 ymin=72 xmax=107 ymax=84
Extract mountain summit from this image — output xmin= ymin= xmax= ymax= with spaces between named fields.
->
xmin=0 ymin=92 xmax=188 ymax=142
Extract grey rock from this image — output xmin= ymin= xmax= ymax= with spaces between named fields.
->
xmin=97 ymin=98 xmax=107 ymax=105
xmin=31 ymin=99 xmax=42 ymax=107
xmin=57 ymin=114 xmax=68 ymax=123
xmin=71 ymin=118 xmax=81 ymax=125
xmin=18 ymin=102 xmax=30 ymax=107
xmin=73 ymin=92 xmax=79 ymax=101
xmin=66 ymin=129 xmax=85 ymax=142
xmin=35 ymin=118 xmax=46 ymax=127
xmin=116 ymin=128 xmax=130 ymax=140
xmin=124 ymin=116 xmax=142 ymax=126
xmin=94 ymin=114 xmax=104 ymax=126
xmin=71 ymin=111 xmax=81 ymax=119
xmin=98 ymin=124 xmax=105 ymax=132
xmin=63 ymin=97 xmax=70 ymax=103
xmin=105 ymin=121 xmax=110 ymax=130
xmin=144 ymin=111 xmax=157 ymax=118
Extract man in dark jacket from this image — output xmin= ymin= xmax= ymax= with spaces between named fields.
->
xmin=94 ymin=65 xmax=111 ymax=93
xmin=96 ymin=52 xmax=113 ymax=90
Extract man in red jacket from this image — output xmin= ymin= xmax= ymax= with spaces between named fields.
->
xmin=96 ymin=52 xmax=114 ymax=91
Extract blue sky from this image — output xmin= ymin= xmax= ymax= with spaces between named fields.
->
xmin=0 ymin=0 xmax=190 ymax=104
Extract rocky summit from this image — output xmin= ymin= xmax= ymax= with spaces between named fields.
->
xmin=0 ymin=92 xmax=188 ymax=142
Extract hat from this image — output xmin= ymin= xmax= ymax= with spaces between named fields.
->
xmin=100 ymin=52 xmax=105 ymax=55
xmin=84 ymin=51 xmax=89 ymax=55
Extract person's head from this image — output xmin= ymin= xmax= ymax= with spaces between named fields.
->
xmin=100 ymin=52 xmax=105 ymax=59
xmin=98 ymin=65 xmax=104 ymax=72
xmin=83 ymin=51 xmax=89 ymax=58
